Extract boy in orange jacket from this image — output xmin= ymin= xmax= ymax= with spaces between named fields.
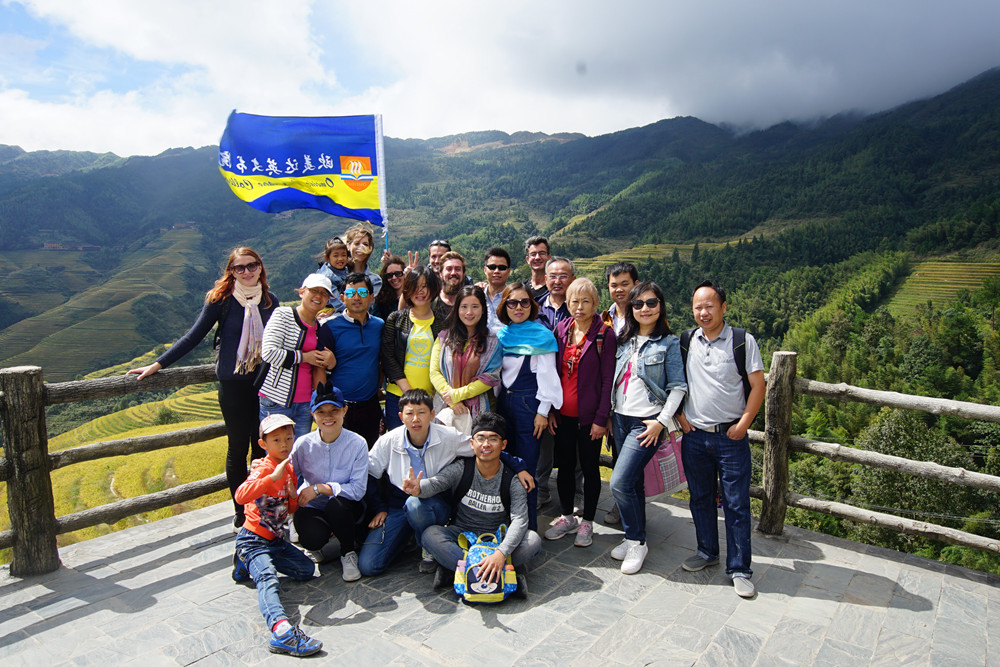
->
xmin=233 ymin=413 xmax=322 ymax=657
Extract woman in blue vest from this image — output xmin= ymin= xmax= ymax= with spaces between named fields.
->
xmin=496 ymin=282 xmax=562 ymax=531
xmin=127 ymin=247 xmax=278 ymax=530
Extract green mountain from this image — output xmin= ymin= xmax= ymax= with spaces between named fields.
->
xmin=2 ymin=67 xmax=1000 ymax=380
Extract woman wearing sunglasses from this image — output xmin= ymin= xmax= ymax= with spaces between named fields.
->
xmin=381 ymin=265 xmax=444 ymax=431
xmin=496 ymin=282 xmax=562 ymax=531
xmin=371 ymin=255 xmax=406 ymax=321
xmin=608 ymin=281 xmax=687 ymax=575
xmin=429 ymin=285 xmax=502 ymax=421
xmin=127 ymin=247 xmax=278 ymax=530
xmin=257 ymin=274 xmax=335 ymax=439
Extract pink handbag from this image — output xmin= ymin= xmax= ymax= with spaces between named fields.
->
xmin=643 ymin=431 xmax=686 ymax=497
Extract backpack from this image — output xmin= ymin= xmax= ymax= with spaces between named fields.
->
xmin=679 ymin=327 xmax=750 ymax=401
xmin=453 ymin=525 xmax=518 ymax=603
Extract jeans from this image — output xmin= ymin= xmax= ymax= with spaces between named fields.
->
xmin=422 ymin=525 xmax=542 ymax=571
xmin=218 ymin=380 xmax=264 ymax=520
xmin=358 ymin=494 xmax=451 ymax=576
xmin=259 ymin=396 xmax=313 ymax=440
xmin=384 ymin=392 xmax=402 ymax=432
xmin=235 ymin=530 xmax=315 ymax=629
xmin=681 ymin=428 xmax=753 ymax=577
xmin=498 ymin=390 xmax=540 ymax=530
xmin=609 ymin=413 xmax=661 ymax=543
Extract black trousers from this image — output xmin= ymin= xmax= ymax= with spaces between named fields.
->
xmin=217 ymin=379 xmax=264 ymax=520
xmin=293 ymin=496 xmax=364 ymax=554
xmin=554 ymin=415 xmax=603 ymax=521
xmin=343 ymin=394 xmax=382 ymax=448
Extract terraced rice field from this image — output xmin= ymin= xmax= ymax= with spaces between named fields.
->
xmin=887 ymin=261 xmax=1000 ymax=317
xmin=573 ymin=241 xmax=727 ymax=277
xmin=0 ymin=229 xmax=210 ymax=380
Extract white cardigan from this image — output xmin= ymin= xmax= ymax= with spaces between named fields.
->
xmin=259 ymin=306 xmax=309 ymax=407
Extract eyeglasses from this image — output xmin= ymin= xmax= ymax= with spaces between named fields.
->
xmin=631 ymin=298 xmax=660 ymax=310
xmin=546 ymin=273 xmax=570 ymax=281
xmin=472 ymin=434 xmax=503 ymax=445
xmin=385 ymin=270 xmax=404 ymax=279
xmin=527 ymin=251 xmax=549 ymax=258
xmin=505 ymin=298 xmax=533 ymax=309
xmin=232 ymin=261 xmax=260 ymax=274
xmin=485 ymin=264 xmax=509 ymax=271
xmin=343 ymin=287 xmax=370 ymax=298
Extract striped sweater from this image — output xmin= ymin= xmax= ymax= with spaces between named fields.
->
xmin=259 ymin=306 xmax=310 ymax=408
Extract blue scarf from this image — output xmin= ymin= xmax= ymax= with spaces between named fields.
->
xmin=497 ymin=320 xmax=558 ymax=356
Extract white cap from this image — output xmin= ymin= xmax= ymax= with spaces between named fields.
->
xmin=260 ymin=413 xmax=295 ymax=436
xmin=300 ymin=273 xmax=334 ymax=294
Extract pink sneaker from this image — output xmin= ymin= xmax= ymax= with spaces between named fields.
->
xmin=544 ymin=515 xmax=579 ymax=540
xmin=574 ymin=520 xmax=593 ymax=547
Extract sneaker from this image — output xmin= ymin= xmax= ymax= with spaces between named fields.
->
xmin=232 ymin=552 xmax=250 ymax=582
xmin=611 ymin=538 xmax=634 ymax=561
xmin=513 ymin=566 xmax=528 ymax=598
xmin=544 ymin=515 xmax=579 ymax=540
xmin=682 ymin=554 xmax=720 ymax=572
xmin=269 ymin=625 xmax=323 ymax=657
xmin=621 ymin=541 xmax=648 ymax=575
xmin=341 ymin=551 xmax=361 ymax=582
xmin=433 ymin=564 xmax=450 ymax=589
xmin=574 ymin=520 xmax=593 ymax=548
xmin=733 ymin=576 xmax=756 ymax=598
xmin=604 ymin=503 xmax=621 ymax=525
xmin=306 ymin=549 xmax=325 ymax=564
xmin=419 ymin=549 xmax=437 ymax=574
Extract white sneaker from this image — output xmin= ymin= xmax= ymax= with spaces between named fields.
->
xmin=306 ymin=549 xmax=325 ymax=564
xmin=544 ymin=515 xmax=579 ymax=540
xmin=341 ymin=551 xmax=361 ymax=582
xmin=621 ymin=541 xmax=648 ymax=575
xmin=574 ymin=520 xmax=593 ymax=547
xmin=611 ymin=538 xmax=636 ymax=561
xmin=419 ymin=549 xmax=437 ymax=574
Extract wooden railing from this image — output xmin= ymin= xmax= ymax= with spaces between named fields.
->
xmin=1 ymin=352 xmax=999 ymax=577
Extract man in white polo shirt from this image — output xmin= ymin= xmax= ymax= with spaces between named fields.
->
xmin=676 ymin=280 xmax=765 ymax=598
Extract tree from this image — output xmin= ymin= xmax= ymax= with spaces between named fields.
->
xmin=973 ymin=276 xmax=1000 ymax=330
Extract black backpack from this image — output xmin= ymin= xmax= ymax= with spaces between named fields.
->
xmin=449 ymin=457 xmax=514 ymax=523
xmin=679 ymin=327 xmax=751 ymax=401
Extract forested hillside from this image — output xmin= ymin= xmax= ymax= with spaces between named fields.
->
xmin=2 ymin=67 xmax=1000 ymax=572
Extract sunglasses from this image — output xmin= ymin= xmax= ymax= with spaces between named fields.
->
xmin=231 ymin=261 xmax=260 ymax=274
xmin=485 ymin=264 xmax=509 ymax=271
xmin=385 ymin=270 xmax=404 ymax=279
xmin=631 ymin=298 xmax=660 ymax=310
xmin=343 ymin=287 xmax=370 ymax=298
xmin=505 ymin=298 xmax=533 ymax=309
xmin=429 ymin=239 xmax=451 ymax=250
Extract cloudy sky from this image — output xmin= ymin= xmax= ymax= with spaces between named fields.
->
xmin=1 ymin=0 xmax=999 ymax=156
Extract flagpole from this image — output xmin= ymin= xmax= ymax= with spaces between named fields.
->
xmin=374 ymin=114 xmax=389 ymax=252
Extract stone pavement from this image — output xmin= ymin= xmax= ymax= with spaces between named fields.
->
xmin=1 ymin=488 xmax=998 ymax=666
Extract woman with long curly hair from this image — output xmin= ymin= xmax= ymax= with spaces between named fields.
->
xmin=128 ymin=247 xmax=278 ymax=529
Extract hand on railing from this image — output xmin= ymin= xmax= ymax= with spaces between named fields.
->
xmin=126 ymin=362 xmax=162 ymax=381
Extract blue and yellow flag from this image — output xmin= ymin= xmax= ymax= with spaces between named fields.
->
xmin=218 ymin=111 xmax=387 ymax=227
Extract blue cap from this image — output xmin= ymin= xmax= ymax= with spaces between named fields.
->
xmin=310 ymin=383 xmax=345 ymax=411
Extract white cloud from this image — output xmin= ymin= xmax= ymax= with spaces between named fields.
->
xmin=1 ymin=0 xmax=999 ymax=155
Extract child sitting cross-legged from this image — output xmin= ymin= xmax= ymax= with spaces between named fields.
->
xmin=233 ymin=413 xmax=322 ymax=658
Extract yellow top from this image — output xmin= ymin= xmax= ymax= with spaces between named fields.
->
xmin=429 ymin=337 xmax=493 ymax=403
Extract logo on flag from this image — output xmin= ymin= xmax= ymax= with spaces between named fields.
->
xmin=340 ymin=157 xmax=374 ymax=192
xmin=218 ymin=112 xmax=387 ymax=227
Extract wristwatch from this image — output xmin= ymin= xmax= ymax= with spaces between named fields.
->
xmin=312 ymin=484 xmax=320 ymax=496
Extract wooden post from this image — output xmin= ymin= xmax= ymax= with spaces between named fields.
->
xmin=758 ymin=351 xmax=796 ymax=535
xmin=0 ymin=366 xmax=61 ymax=575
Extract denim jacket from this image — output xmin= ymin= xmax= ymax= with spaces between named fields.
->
xmin=611 ymin=333 xmax=687 ymax=424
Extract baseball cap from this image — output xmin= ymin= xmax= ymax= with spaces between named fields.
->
xmin=311 ymin=383 xmax=346 ymax=412
xmin=300 ymin=273 xmax=334 ymax=294
xmin=260 ymin=413 xmax=295 ymax=436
